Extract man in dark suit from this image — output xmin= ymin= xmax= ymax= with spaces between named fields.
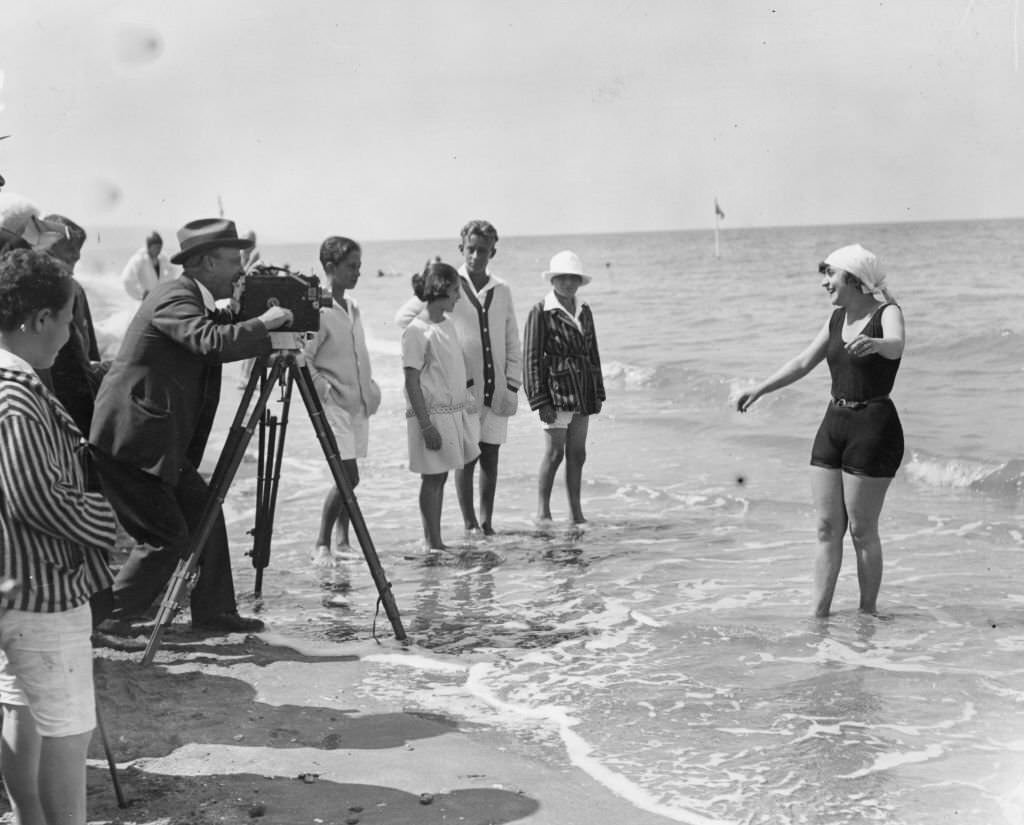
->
xmin=90 ymin=218 xmax=293 ymax=633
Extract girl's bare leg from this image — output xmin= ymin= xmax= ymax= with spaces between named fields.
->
xmin=420 ymin=472 xmax=449 ymax=550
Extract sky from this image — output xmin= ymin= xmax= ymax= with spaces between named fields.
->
xmin=1 ymin=0 xmax=1023 ymax=242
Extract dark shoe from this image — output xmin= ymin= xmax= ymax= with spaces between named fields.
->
xmin=191 ymin=611 xmax=264 ymax=633
xmin=95 ymin=617 xmax=155 ymax=637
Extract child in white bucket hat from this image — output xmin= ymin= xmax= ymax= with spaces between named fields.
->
xmin=523 ymin=250 xmax=605 ymax=526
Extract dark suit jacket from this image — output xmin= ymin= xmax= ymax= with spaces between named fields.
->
xmin=45 ymin=280 xmax=103 ymax=435
xmin=90 ymin=275 xmax=271 ymax=485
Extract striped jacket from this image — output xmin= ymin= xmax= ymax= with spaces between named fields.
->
xmin=523 ymin=293 xmax=606 ymax=414
xmin=0 ymin=354 xmax=116 ymax=613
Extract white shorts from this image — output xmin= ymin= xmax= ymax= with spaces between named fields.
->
xmin=0 ymin=604 xmax=96 ymax=737
xmin=479 ymin=405 xmax=509 ymax=445
xmin=324 ymin=405 xmax=369 ymax=460
xmin=542 ymin=410 xmax=577 ymax=430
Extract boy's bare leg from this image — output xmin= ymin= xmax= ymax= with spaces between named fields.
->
xmin=315 ymin=487 xmax=343 ymax=548
xmin=334 ymin=459 xmax=358 ymax=548
xmin=564 ymin=415 xmax=590 ymax=524
xmin=537 ymin=429 xmax=566 ymax=522
xmin=314 ymin=459 xmax=358 ymax=563
xmin=477 ymin=443 xmax=500 ymax=535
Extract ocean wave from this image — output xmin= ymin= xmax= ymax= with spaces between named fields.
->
xmin=905 ymin=453 xmax=1024 ymax=495
xmin=465 ymin=663 xmax=732 ymax=825
xmin=601 ymin=359 xmax=661 ymax=388
xmin=912 ymin=327 xmax=1020 ymax=363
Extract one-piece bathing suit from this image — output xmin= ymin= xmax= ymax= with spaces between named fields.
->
xmin=809 ymin=303 xmax=904 ymax=478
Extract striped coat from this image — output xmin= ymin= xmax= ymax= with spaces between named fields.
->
xmin=523 ymin=294 xmax=606 ymax=414
xmin=0 ymin=357 xmax=116 ymax=613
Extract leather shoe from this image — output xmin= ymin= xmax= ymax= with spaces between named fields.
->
xmin=191 ymin=611 xmax=264 ymax=633
xmin=95 ymin=617 xmax=155 ymax=637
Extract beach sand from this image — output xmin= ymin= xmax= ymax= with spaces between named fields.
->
xmin=0 ymin=628 xmax=680 ymax=825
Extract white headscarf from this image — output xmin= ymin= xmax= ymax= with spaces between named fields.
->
xmin=823 ymin=244 xmax=893 ymax=302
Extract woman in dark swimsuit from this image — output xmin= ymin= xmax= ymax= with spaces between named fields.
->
xmin=736 ymin=244 xmax=905 ymax=618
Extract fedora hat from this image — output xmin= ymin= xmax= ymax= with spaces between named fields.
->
xmin=542 ymin=249 xmax=591 ymax=285
xmin=170 ymin=218 xmax=254 ymax=265
xmin=20 ymin=215 xmax=83 ymax=258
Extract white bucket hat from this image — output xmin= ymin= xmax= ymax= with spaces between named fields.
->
xmin=542 ymin=249 xmax=591 ymax=285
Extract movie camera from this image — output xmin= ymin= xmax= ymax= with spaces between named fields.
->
xmin=236 ymin=264 xmax=332 ymax=332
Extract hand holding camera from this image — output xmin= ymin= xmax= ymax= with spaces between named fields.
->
xmin=259 ymin=305 xmax=294 ymax=330
xmin=238 ymin=264 xmax=331 ymax=332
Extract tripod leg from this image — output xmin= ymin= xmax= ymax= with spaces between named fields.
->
xmin=291 ymin=358 xmax=407 ymax=641
xmin=252 ymin=416 xmax=276 ymax=597
xmin=141 ymin=357 xmax=288 ymax=666
xmin=251 ymin=367 xmax=293 ymax=596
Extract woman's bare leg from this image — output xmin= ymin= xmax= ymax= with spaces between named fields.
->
xmin=810 ymin=466 xmax=847 ymax=618
xmin=842 ymin=472 xmax=892 ymax=615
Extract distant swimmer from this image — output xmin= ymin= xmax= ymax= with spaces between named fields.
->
xmin=736 ymin=244 xmax=904 ymax=619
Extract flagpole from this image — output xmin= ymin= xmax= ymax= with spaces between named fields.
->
xmin=713 ymin=197 xmax=724 ymax=258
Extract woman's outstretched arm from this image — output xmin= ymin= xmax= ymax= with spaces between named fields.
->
xmin=736 ymin=317 xmax=831 ymax=412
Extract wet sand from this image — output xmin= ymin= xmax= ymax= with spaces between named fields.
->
xmin=24 ymin=630 xmax=683 ymax=825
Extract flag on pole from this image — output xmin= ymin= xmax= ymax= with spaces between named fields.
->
xmin=714 ymin=198 xmax=725 ymax=220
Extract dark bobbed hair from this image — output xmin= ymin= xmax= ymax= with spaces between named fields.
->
xmin=0 ymin=249 xmax=74 ymax=332
xmin=459 ymin=219 xmax=498 ymax=247
xmin=411 ymin=260 xmax=460 ymax=302
xmin=320 ymin=236 xmax=361 ymax=267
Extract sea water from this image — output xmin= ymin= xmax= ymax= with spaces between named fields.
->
xmin=78 ymin=220 xmax=1024 ymax=825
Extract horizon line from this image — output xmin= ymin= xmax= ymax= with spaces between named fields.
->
xmin=90 ymin=213 xmax=1024 ymax=248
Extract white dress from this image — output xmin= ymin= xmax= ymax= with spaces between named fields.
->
xmin=401 ymin=317 xmax=480 ymax=474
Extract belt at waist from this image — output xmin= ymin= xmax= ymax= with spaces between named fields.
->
xmin=831 ymin=395 xmax=890 ymax=410
xmin=406 ymin=400 xmax=471 ymax=418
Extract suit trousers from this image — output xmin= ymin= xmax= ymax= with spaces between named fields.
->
xmin=90 ymin=451 xmax=237 ymax=622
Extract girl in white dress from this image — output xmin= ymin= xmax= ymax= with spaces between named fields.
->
xmin=401 ymin=262 xmax=480 ymax=550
